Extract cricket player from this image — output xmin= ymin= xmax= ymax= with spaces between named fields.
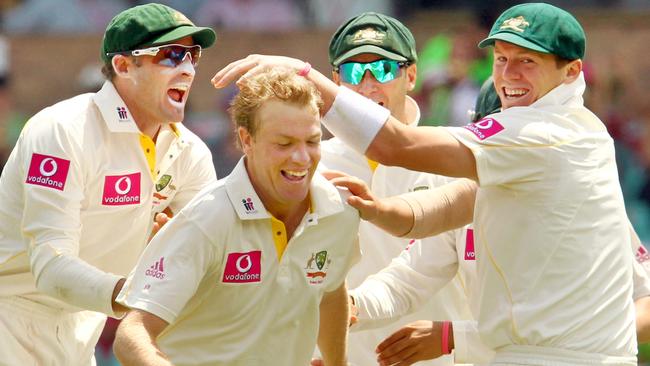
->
xmin=212 ymin=3 xmax=639 ymax=364
xmin=113 ymin=67 xmax=361 ymax=366
xmin=0 ymin=4 xmax=216 ymax=365
xmin=318 ymin=12 xmax=473 ymax=366
xmin=355 ymin=79 xmax=650 ymax=365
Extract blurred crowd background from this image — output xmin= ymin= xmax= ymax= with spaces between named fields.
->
xmin=0 ymin=0 xmax=649 ymax=364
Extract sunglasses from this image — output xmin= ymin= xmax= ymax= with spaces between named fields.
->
xmin=107 ymin=44 xmax=202 ymax=68
xmin=337 ymin=59 xmax=409 ymax=85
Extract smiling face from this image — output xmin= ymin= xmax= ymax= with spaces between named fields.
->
xmin=333 ymin=53 xmax=416 ymax=123
xmin=115 ymin=36 xmax=197 ymax=125
xmin=240 ymin=99 xmax=321 ymax=217
xmin=492 ymin=40 xmax=582 ymax=109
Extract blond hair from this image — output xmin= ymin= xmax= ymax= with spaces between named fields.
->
xmin=229 ymin=67 xmax=323 ymax=147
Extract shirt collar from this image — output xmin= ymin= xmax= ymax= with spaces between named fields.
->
xmin=531 ymin=72 xmax=586 ymax=109
xmin=93 ymin=81 xmax=183 ymax=138
xmin=92 ymin=81 xmax=140 ymax=133
xmin=405 ymin=95 xmax=421 ymax=127
xmin=225 ymin=157 xmax=347 ymax=221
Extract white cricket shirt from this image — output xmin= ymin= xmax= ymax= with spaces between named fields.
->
xmin=118 ymin=158 xmax=361 ymax=366
xmin=0 ymin=81 xmax=215 ymax=315
xmin=448 ymin=74 xmax=637 ymax=365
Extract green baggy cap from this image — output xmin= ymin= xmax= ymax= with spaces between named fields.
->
xmin=329 ymin=12 xmax=417 ymax=67
xmin=101 ymin=3 xmax=216 ymax=62
xmin=478 ymin=3 xmax=585 ymax=60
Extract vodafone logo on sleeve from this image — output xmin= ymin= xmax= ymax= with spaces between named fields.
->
xmin=464 ymin=228 xmax=476 ymax=261
xmin=223 ymin=251 xmax=261 ymax=283
xmin=463 ymin=118 xmax=505 ymax=140
xmin=25 ymin=153 xmax=71 ymax=191
xmin=102 ymin=172 xmax=141 ymax=206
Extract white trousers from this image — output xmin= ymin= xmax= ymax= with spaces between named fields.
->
xmin=0 ymin=296 xmax=106 ymax=366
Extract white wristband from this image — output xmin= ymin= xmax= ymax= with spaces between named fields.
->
xmin=322 ymin=86 xmax=390 ymax=154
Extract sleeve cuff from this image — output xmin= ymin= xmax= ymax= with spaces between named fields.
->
xmin=322 ymin=86 xmax=390 ymax=154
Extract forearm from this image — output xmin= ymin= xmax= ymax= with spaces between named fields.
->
xmin=399 ymin=179 xmax=476 ymax=239
xmin=318 ymin=283 xmax=349 ymax=366
xmin=636 ymin=297 xmax=650 ymax=343
xmin=32 ymin=245 xmax=125 ymax=316
xmin=114 ymin=310 xmax=172 ymax=366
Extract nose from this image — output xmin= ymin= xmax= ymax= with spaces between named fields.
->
xmin=178 ymin=54 xmax=196 ymax=77
xmin=290 ymin=144 xmax=311 ymax=164
xmin=356 ymin=70 xmax=379 ymax=96
xmin=501 ymin=60 xmax=519 ymax=81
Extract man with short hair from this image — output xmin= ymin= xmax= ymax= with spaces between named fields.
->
xmin=212 ymin=3 xmax=639 ymax=364
xmin=319 ymin=12 xmax=474 ymax=366
xmin=0 ymin=3 xmax=216 ymax=364
xmin=113 ymin=67 xmax=360 ymax=366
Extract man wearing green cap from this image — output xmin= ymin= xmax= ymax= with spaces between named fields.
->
xmin=212 ymin=2 xmax=639 ymax=364
xmin=0 ymin=3 xmax=216 ymax=364
xmin=318 ymin=12 xmax=474 ymax=366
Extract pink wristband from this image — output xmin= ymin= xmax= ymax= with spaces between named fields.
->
xmin=441 ymin=321 xmax=451 ymax=355
xmin=298 ymin=62 xmax=311 ymax=77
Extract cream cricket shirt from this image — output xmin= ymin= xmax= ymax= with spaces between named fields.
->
xmin=448 ymin=74 xmax=637 ymax=365
xmin=320 ymin=96 xmax=474 ymax=366
xmin=118 ymin=158 xmax=360 ymax=366
xmin=0 ymin=81 xmax=215 ymax=315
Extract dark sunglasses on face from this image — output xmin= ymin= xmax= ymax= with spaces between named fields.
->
xmin=336 ymin=59 xmax=410 ymax=85
xmin=106 ymin=44 xmax=202 ymax=68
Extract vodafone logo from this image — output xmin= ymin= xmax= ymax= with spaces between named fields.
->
xmin=223 ymin=251 xmax=261 ymax=283
xmin=25 ymin=153 xmax=70 ymax=191
xmin=39 ymin=158 xmax=58 ymax=177
xmin=236 ymin=254 xmax=253 ymax=273
xmin=464 ymin=117 xmax=505 ymax=140
xmin=464 ymin=228 xmax=476 ymax=261
xmin=102 ymin=172 xmax=141 ymax=206
xmin=114 ymin=176 xmax=132 ymax=195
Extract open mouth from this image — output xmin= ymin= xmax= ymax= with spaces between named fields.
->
xmin=167 ymin=86 xmax=188 ymax=104
xmin=281 ymin=169 xmax=308 ymax=182
xmin=503 ymin=87 xmax=528 ymax=99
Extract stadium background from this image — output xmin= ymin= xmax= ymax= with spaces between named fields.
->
xmin=0 ymin=0 xmax=648 ymax=364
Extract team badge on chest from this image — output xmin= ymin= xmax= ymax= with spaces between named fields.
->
xmin=305 ymin=250 xmax=331 ymax=285
xmin=102 ymin=172 xmax=141 ymax=206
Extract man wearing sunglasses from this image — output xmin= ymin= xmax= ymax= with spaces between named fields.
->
xmin=0 ymin=3 xmax=216 ymax=365
xmin=318 ymin=12 xmax=475 ymax=366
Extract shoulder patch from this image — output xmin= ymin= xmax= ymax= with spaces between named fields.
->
xmin=463 ymin=117 xmax=505 ymax=140
xmin=25 ymin=153 xmax=71 ymax=191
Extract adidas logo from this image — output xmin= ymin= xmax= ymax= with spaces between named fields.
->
xmin=145 ymin=257 xmax=166 ymax=279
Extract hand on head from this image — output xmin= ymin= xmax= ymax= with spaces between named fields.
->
xmin=211 ymin=54 xmax=306 ymax=89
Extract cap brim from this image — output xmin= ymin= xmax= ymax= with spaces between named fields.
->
xmin=478 ymin=32 xmax=549 ymax=54
xmin=149 ymin=25 xmax=216 ymax=49
xmin=332 ymin=44 xmax=407 ymax=66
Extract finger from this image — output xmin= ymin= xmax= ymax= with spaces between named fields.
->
xmin=212 ymin=57 xmax=259 ymax=88
xmin=309 ymin=358 xmax=324 ymax=366
xmin=384 ymin=348 xmax=419 ymax=366
xmin=346 ymin=196 xmax=377 ymax=220
xmin=320 ymin=169 xmax=350 ymax=180
xmin=377 ymin=342 xmax=415 ymax=365
xmin=376 ymin=328 xmax=409 ymax=353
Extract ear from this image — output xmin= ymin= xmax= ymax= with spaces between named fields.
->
xmin=237 ymin=126 xmax=253 ymax=154
xmin=405 ymin=64 xmax=417 ymax=92
xmin=111 ymin=55 xmax=133 ymax=79
xmin=564 ymin=59 xmax=583 ymax=83
xmin=331 ymin=70 xmax=341 ymax=86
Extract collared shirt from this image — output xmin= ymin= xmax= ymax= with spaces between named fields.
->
xmin=321 ymin=96 xmax=476 ymax=366
xmin=0 ymin=81 xmax=215 ymax=314
xmin=447 ymin=74 xmax=637 ymax=365
xmin=118 ymin=158 xmax=360 ymax=366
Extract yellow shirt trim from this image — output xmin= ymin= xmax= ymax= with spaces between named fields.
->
xmin=366 ymin=158 xmax=378 ymax=172
xmin=139 ymin=134 xmax=157 ymax=181
xmin=169 ymin=123 xmax=181 ymax=137
xmin=270 ymin=216 xmax=288 ymax=261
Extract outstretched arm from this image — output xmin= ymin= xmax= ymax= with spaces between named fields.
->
xmin=212 ymin=55 xmax=478 ymax=180
xmin=113 ymin=310 xmax=172 ymax=366
xmin=328 ymin=174 xmax=476 ymax=238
